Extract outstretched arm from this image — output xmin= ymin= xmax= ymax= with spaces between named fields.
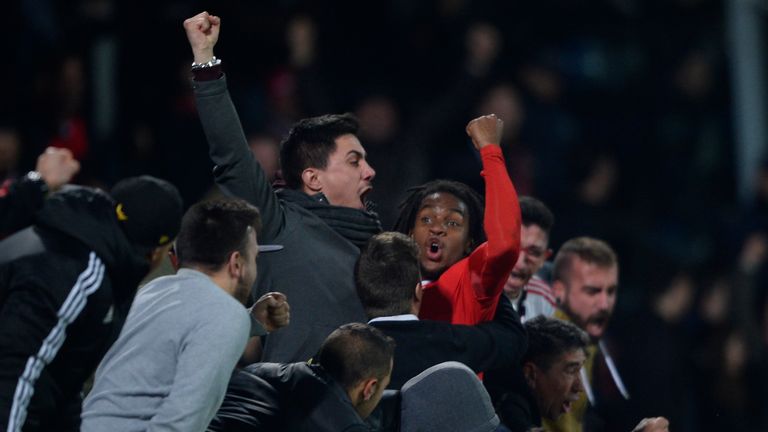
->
xmin=465 ymin=115 xmax=521 ymax=304
xmin=184 ymin=12 xmax=285 ymax=241
xmin=452 ymin=296 xmax=527 ymax=373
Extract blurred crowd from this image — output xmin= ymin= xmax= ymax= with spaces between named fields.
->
xmin=1 ymin=0 xmax=767 ymax=430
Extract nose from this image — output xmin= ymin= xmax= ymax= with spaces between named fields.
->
xmin=597 ymin=292 xmax=610 ymax=311
xmin=362 ymin=160 xmax=376 ymax=181
xmin=573 ymin=370 xmax=584 ymax=393
xmin=429 ymin=223 xmax=446 ymax=235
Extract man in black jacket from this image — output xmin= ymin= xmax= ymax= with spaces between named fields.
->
xmin=208 ymin=323 xmax=395 ymax=432
xmin=355 ymin=232 xmax=527 ymax=389
xmin=184 ymin=11 xmax=381 ymax=363
xmin=0 ymin=176 xmax=183 ymax=431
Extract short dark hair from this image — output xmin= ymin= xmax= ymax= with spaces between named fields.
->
xmin=524 ymin=316 xmax=589 ymax=371
xmin=317 ymin=323 xmax=396 ymax=391
xmin=520 ymin=196 xmax=554 ymax=234
xmin=553 ymin=237 xmax=618 ymax=283
xmin=356 ymin=232 xmax=421 ymax=319
xmin=394 ymin=180 xmax=485 ymax=250
xmin=279 ymin=113 xmax=360 ymax=189
xmin=175 ymin=198 xmax=261 ymax=271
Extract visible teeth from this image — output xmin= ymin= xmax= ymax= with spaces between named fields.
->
xmin=430 ymin=243 xmax=439 ymax=253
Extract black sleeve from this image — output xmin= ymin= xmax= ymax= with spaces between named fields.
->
xmin=0 ymin=175 xmax=47 ymax=238
xmin=192 ymin=75 xmax=286 ymax=242
xmin=207 ymin=370 xmax=282 ymax=432
xmin=450 ymin=296 xmax=528 ymax=373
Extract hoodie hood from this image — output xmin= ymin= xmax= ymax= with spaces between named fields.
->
xmin=34 ymin=185 xmax=148 ymax=285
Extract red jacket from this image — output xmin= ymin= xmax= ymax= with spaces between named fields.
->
xmin=419 ymin=145 xmax=521 ymax=325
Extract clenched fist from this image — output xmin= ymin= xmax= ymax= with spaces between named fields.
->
xmin=183 ymin=11 xmax=221 ymax=64
xmin=36 ymin=147 xmax=80 ymax=191
xmin=466 ymin=114 xmax=503 ymax=150
xmin=250 ymin=292 xmax=290 ymax=332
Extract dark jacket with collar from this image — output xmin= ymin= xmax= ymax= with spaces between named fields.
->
xmin=370 ymin=297 xmax=527 ymax=389
xmin=0 ymin=186 xmax=148 ymax=431
xmin=208 ymin=362 xmax=371 ymax=432
xmin=193 ymin=76 xmax=380 ymax=363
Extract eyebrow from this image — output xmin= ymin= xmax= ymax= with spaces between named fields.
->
xmin=418 ymin=204 xmax=466 ymax=216
xmin=347 ymin=150 xmax=365 ymax=159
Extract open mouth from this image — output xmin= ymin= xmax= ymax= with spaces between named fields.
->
xmin=426 ymin=240 xmax=443 ymax=261
xmin=359 ymin=186 xmax=373 ymax=209
xmin=562 ymin=400 xmax=573 ymax=413
xmin=509 ymin=269 xmax=530 ymax=281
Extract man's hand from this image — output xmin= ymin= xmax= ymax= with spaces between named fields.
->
xmin=36 ymin=147 xmax=80 ymax=191
xmin=183 ymin=11 xmax=221 ymax=64
xmin=250 ymin=292 xmax=290 ymax=332
xmin=632 ymin=417 xmax=670 ymax=432
xmin=466 ymin=114 xmax=503 ymax=150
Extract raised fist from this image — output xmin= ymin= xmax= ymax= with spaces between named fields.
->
xmin=183 ymin=11 xmax=221 ymax=64
xmin=466 ymin=114 xmax=503 ymax=150
xmin=36 ymin=147 xmax=80 ymax=191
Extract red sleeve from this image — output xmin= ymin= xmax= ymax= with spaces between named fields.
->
xmin=467 ymin=145 xmax=521 ymax=304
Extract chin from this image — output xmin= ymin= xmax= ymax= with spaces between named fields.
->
xmin=421 ymin=263 xmax=445 ymax=280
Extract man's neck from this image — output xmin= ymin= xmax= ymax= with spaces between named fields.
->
xmin=183 ymin=265 xmax=236 ymax=298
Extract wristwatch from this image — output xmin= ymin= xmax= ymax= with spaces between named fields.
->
xmin=25 ymin=170 xmax=49 ymax=197
xmin=191 ymin=56 xmax=222 ymax=70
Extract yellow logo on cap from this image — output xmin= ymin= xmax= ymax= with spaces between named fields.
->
xmin=116 ymin=204 xmax=128 ymax=221
xmin=159 ymin=235 xmax=169 ymax=245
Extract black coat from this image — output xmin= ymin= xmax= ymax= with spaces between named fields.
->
xmin=370 ymin=297 xmax=527 ymax=390
xmin=0 ymin=186 xmax=148 ymax=431
xmin=208 ymin=362 xmax=370 ymax=432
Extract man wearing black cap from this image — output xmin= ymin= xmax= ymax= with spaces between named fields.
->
xmin=0 ymin=175 xmax=183 ymax=432
xmin=82 ymin=198 xmax=289 ymax=432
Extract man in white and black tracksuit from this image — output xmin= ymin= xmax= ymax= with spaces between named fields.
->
xmin=0 ymin=176 xmax=183 ymax=432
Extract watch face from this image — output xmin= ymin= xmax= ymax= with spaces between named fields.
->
xmin=26 ymin=171 xmax=42 ymax=182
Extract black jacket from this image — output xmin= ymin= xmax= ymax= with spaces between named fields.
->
xmin=0 ymin=186 xmax=147 ymax=431
xmin=0 ymin=173 xmax=48 ymax=238
xmin=486 ymin=369 xmax=542 ymax=432
xmin=208 ymin=362 xmax=370 ymax=432
xmin=370 ymin=297 xmax=527 ymax=389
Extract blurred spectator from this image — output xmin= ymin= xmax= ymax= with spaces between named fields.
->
xmin=248 ymin=133 xmax=282 ymax=185
xmin=0 ymin=128 xmax=21 ymax=185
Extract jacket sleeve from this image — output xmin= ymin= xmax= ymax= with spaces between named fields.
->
xmin=452 ymin=297 xmax=527 ymax=373
xmin=206 ymin=369 xmax=282 ymax=432
xmin=192 ymin=75 xmax=285 ymax=242
xmin=0 ymin=175 xmax=47 ymax=238
xmin=466 ymin=145 xmax=521 ymax=304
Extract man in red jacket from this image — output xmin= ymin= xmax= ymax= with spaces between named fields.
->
xmin=394 ymin=114 xmax=521 ymax=325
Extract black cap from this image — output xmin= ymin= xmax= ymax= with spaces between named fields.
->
xmin=111 ymin=176 xmax=183 ymax=248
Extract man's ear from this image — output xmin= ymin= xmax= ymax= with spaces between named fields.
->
xmin=301 ymin=168 xmax=322 ymax=193
xmin=412 ymin=282 xmax=424 ymax=315
xmin=148 ymin=243 xmax=173 ymax=272
xmin=362 ymin=377 xmax=379 ymax=401
xmin=552 ymin=280 xmax=566 ymax=304
xmin=523 ymin=362 xmax=537 ymax=388
xmin=227 ymin=250 xmax=243 ymax=278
